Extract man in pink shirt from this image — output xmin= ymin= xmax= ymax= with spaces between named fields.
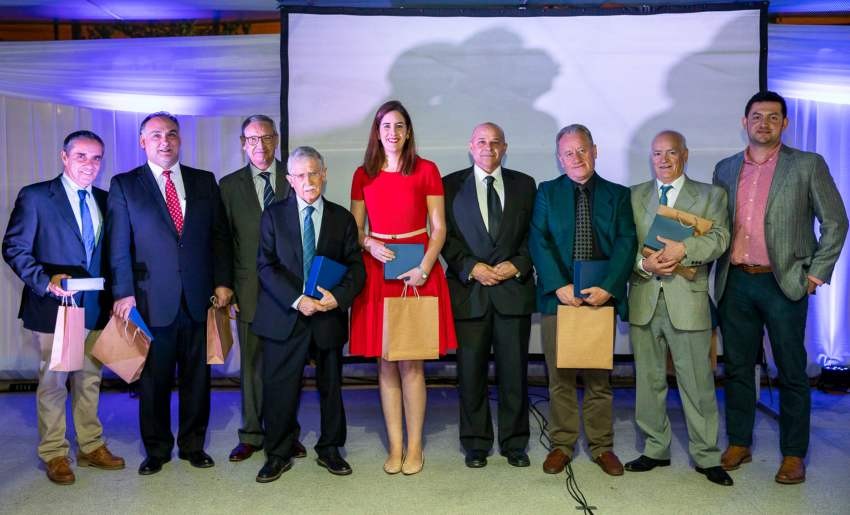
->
xmin=713 ymin=91 xmax=848 ymax=485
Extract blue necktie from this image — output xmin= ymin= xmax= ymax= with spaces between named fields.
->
xmin=659 ymin=185 xmax=673 ymax=206
xmin=302 ymin=205 xmax=316 ymax=281
xmin=259 ymin=171 xmax=274 ymax=209
xmin=78 ymin=190 xmax=95 ymax=267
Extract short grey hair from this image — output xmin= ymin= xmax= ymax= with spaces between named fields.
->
xmin=287 ymin=146 xmax=325 ymax=173
xmin=240 ymin=114 xmax=278 ymax=136
xmin=555 ymin=124 xmax=594 ymax=148
xmin=653 ymin=129 xmax=688 ymax=150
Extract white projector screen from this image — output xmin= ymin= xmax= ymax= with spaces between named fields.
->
xmin=283 ymin=5 xmax=764 ymax=354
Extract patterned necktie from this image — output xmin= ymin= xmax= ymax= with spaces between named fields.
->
xmin=162 ymin=170 xmax=184 ymax=236
xmin=258 ymin=171 xmax=275 ymax=209
xmin=659 ymin=185 xmax=673 ymax=206
xmin=485 ymin=175 xmax=502 ymax=241
xmin=302 ymin=205 xmax=316 ymax=281
xmin=78 ymin=190 xmax=95 ymax=267
xmin=573 ymin=184 xmax=593 ymax=260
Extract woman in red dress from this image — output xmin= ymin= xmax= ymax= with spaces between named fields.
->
xmin=349 ymin=100 xmax=457 ymax=475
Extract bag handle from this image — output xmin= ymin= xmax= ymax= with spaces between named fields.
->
xmin=399 ymin=284 xmax=420 ymax=299
xmin=209 ymin=295 xmax=237 ymax=320
xmin=60 ymin=294 xmax=79 ymax=308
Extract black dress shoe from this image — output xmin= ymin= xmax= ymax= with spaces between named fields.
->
xmin=256 ymin=456 xmax=293 ymax=483
xmin=291 ymin=440 xmax=307 ymax=459
xmin=138 ymin=455 xmax=171 ymax=475
xmin=625 ymin=455 xmax=671 ymax=472
xmin=178 ymin=450 xmax=215 ymax=468
xmin=502 ymin=450 xmax=531 ymax=468
xmin=465 ymin=450 xmax=488 ymax=468
xmin=316 ymin=450 xmax=353 ymax=476
xmin=696 ymin=465 xmax=734 ymax=486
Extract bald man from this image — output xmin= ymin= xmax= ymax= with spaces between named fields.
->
xmin=625 ymin=130 xmax=732 ymax=486
xmin=442 ymin=123 xmax=537 ymax=469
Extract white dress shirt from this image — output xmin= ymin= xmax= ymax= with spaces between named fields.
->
xmin=656 ymin=174 xmax=686 ymax=208
xmin=148 ymin=161 xmax=186 ymax=216
xmin=473 ymin=164 xmax=505 ymax=232
xmin=60 ymin=173 xmax=102 ymax=241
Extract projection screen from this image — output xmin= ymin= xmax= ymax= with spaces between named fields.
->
xmin=282 ymin=4 xmax=765 ymax=354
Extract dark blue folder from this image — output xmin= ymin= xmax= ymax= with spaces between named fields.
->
xmin=573 ymin=260 xmax=609 ymax=299
xmin=643 ymin=215 xmax=694 ymax=251
xmin=128 ymin=307 xmax=154 ymax=341
xmin=384 ymin=244 xmax=425 ymax=280
xmin=305 ymin=255 xmax=348 ymax=298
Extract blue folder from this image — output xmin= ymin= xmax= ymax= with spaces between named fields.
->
xmin=643 ymin=214 xmax=694 ymax=251
xmin=384 ymin=243 xmax=425 ymax=280
xmin=304 ymin=255 xmax=348 ymax=298
xmin=128 ymin=307 xmax=154 ymax=341
xmin=572 ymin=260 xmax=609 ymax=299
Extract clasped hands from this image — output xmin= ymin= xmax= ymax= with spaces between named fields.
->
xmin=556 ymin=284 xmax=611 ymax=307
xmin=297 ymin=287 xmax=338 ymax=316
xmin=642 ymin=236 xmax=686 ymax=276
xmin=470 ymin=261 xmax=518 ymax=286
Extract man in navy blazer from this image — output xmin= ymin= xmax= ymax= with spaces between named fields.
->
xmin=3 ymin=130 xmax=124 ymax=484
xmin=252 ymin=146 xmax=365 ymax=483
xmin=107 ymin=112 xmax=233 ymax=475
xmin=529 ymin=124 xmax=636 ymax=477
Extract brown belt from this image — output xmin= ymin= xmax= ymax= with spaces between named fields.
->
xmin=733 ymin=264 xmax=772 ymax=274
xmin=369 ymin=227 xmax=427 ymax=240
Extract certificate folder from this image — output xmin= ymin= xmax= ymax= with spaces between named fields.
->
xmin=128 ymin=307 xmax=153 ymax=342
xmin=643 ymin=215 xmax=694 ymax=251
xmin=305 ymin=256 xmax=347 ymax=298
xmin=61 ymin=277 xmax=105 ymax=291
xmin=572 ymin=260 xmax=609 ymax=299
xmin=384 ymin=244 xmax=425 ymax=280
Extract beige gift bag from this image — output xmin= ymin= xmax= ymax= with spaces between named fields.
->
xmin=556 ymin=305 xmax=615 ymax=369
xmin=382 ymin=286 xmax=439 ymax=361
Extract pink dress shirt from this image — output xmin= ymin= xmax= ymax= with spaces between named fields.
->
xmin=730 ymin=145 xmax=780 ymax=266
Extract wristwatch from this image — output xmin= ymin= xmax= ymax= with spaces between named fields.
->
xmin=418 ymin=266 xmax=428 ymax=279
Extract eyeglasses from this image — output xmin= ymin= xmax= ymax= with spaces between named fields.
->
xmin=289 ymin=171 xmax=323 ymax=181
xmin=244 ymin=135 xmax=277 ymax=146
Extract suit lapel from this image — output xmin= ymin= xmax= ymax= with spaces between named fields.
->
xmin=92 ymin=188 xmax=108 ymax=246
xmin=497 ymin=171 xmax=520 ymax=245
xmin=284 ymin=197 xmax=304 ymax=279
xmin=273 ymin=159 xmax=291 ymax=202
xmin=726 ymin=152 xmax=745 ymax=223
xmin=765 ymin=145 xmax=793 ymax=216
xmin=591 ymin=175 xmax=614 ymax=234
xmin=673 ymin=178 xmax=698 ymax=212
xmin=453 ymin=169 xmax=491 ymax=253
xmin=48 ymin=176 xmax=84 ymax=247
xmin=237 ymin=165 xmax=263 ymax=214
xmin=316 ymin=197 xmax=332 ymax=257
xmin=642 ymin=181 xmax=658 ymax=217
xmin=553 ymin=176 xmax=576 ymax=250
xmin=137 ymin=164 xmax=178 ymax=238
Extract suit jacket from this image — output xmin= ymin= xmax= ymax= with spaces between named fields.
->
xmin=107 ymin=163 xmax=233 ymax=327
xmin=441 ymin=167 xmax=536 ymax=319
xmin=219 ymin=160 xmax=291 ymax=323
xmin=251 ymin=195 xmax=365 ymax=349
xmin=2 ymin=175 xmax=110 ymax=332
xmin=628 ymin=177 xmax=729 ymax=331
xmin=713 ymin=145 xmax=848 ymax=301
xmin=529 ymin=173 xmax=636 ymax=319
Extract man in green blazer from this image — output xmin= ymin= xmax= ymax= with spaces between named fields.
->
xmin=625 ymin=130 xmax=732 ymax=486
xmin=219 ymin=115 xmax=304 ymax=462
xmin=529 ymin=124 xmax=636 ymax=477
xmin=713 ymin=91 xmax=847 ymax=485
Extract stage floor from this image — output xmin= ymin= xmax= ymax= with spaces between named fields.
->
xmin=1 ymin=385 xmax=848 ymax=514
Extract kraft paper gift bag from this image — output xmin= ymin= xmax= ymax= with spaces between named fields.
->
xmin=643 ymin=205 xmax=715 ymax=281
xmin=92 ymin=313 xmax=151 ymax=383
xmin=207 ymin=297 xmax=235 ymax=365
xmin=382 ymin=286 xmax=439 ymax=361
xmin=49 ymin=296 xmax=85 ymax=372
xmin=555 ymin=305 xmax=615 ymax=369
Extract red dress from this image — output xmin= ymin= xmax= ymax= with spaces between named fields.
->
xmin=349 ymin=157 xmax=458 ymax=358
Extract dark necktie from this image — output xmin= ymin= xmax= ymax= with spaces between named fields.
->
xmin=659 ymin=184 xmax=673 ymax=206
xmin=573 ymin=185 xmax=593 ymax=260
xmin=302 ymin=205 xmax=316 ymax=280
xmin=485 ymin=175 xmax=502 ymax=241
xmin=258 ymin=171 xmax=275 ymax=209
xmin=162 ymin=170 xmax=184 ymax=236
xmin=78 ymin=190 xmax=95 ymax=267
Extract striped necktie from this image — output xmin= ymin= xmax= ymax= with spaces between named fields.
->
xmin=302 ymin=205 xmax=316 ymax=280
xmin=259 ymin=171 xmax=274 ymax=209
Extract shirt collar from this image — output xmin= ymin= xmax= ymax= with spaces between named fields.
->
xmin=251 ymin=160 xmax=276 ymax=178
xmin=473 ymin=164 xmax=503 ymax=184
xmin=655 ymin=173 xmax=686 ymax=192
xmin=571 ymin=172 xmax=597 ymax=191
xmin=61 ymin=173 xmax=92 ymax=194
xmin=148 ymin=161 xmax=181 ymax=179
xmin=743 ymin=144 xmax=781 ymax=165
xmin=296 ymin=194 xmax=323 ymax=214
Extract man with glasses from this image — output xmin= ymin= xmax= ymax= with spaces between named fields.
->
xmin=219 ymin=115 xmax=306 ymax=463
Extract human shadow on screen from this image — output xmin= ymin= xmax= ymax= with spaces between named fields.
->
xmin=627 ymin=16 xmax=758 ymax=186
xmin=294 ymin=27 xmax=560 ymax=205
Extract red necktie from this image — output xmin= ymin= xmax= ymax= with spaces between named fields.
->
xmin=162 ymin=170 xmax=184 ymax=236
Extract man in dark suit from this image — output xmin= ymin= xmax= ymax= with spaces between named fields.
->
xmin=529 ymin=124 xmax=636 ymax=477
xmin=219 ymin=114 xmax=306 ymax=463
xmin=251 ymin=146 xmax=364 ymax=483
xmin=713 ymin=91 xmax=848 ymax=484
xmin=442 ymin=122 xmax=536 ymax=469
xmin=107 ymin=112 xmax=233 ymax=475
xmin=3 ymin=130 xmax=124 ymax=484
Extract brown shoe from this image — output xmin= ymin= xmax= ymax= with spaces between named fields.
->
xmin=229 ymin=443 xmax=259 ymax=462
xmin=775 ymin=456 xmax=805 ymax=484
xmin=77 ymin=444 xmax=125 ymax=470
xmin=721 ymin=445 xmax=752 ymax=471
xmin=46 ymin=456 xmax=75 ymax=485
xmin=594 ymin=451 xmax=624 ymax=476
xmin=543 ymin=448 xmax=571 ymax=474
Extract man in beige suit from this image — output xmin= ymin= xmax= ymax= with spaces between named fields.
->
xmin=626 ymin=130 xmax=732 ymax=486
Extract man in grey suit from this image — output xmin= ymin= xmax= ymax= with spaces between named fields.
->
xmin=625 ymin=130 xmax=732 ymax=486
xmin=219 ymin=115 xmax=304 ymax=462
xmin=713 ymin=91 xmax=848 ymax=484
